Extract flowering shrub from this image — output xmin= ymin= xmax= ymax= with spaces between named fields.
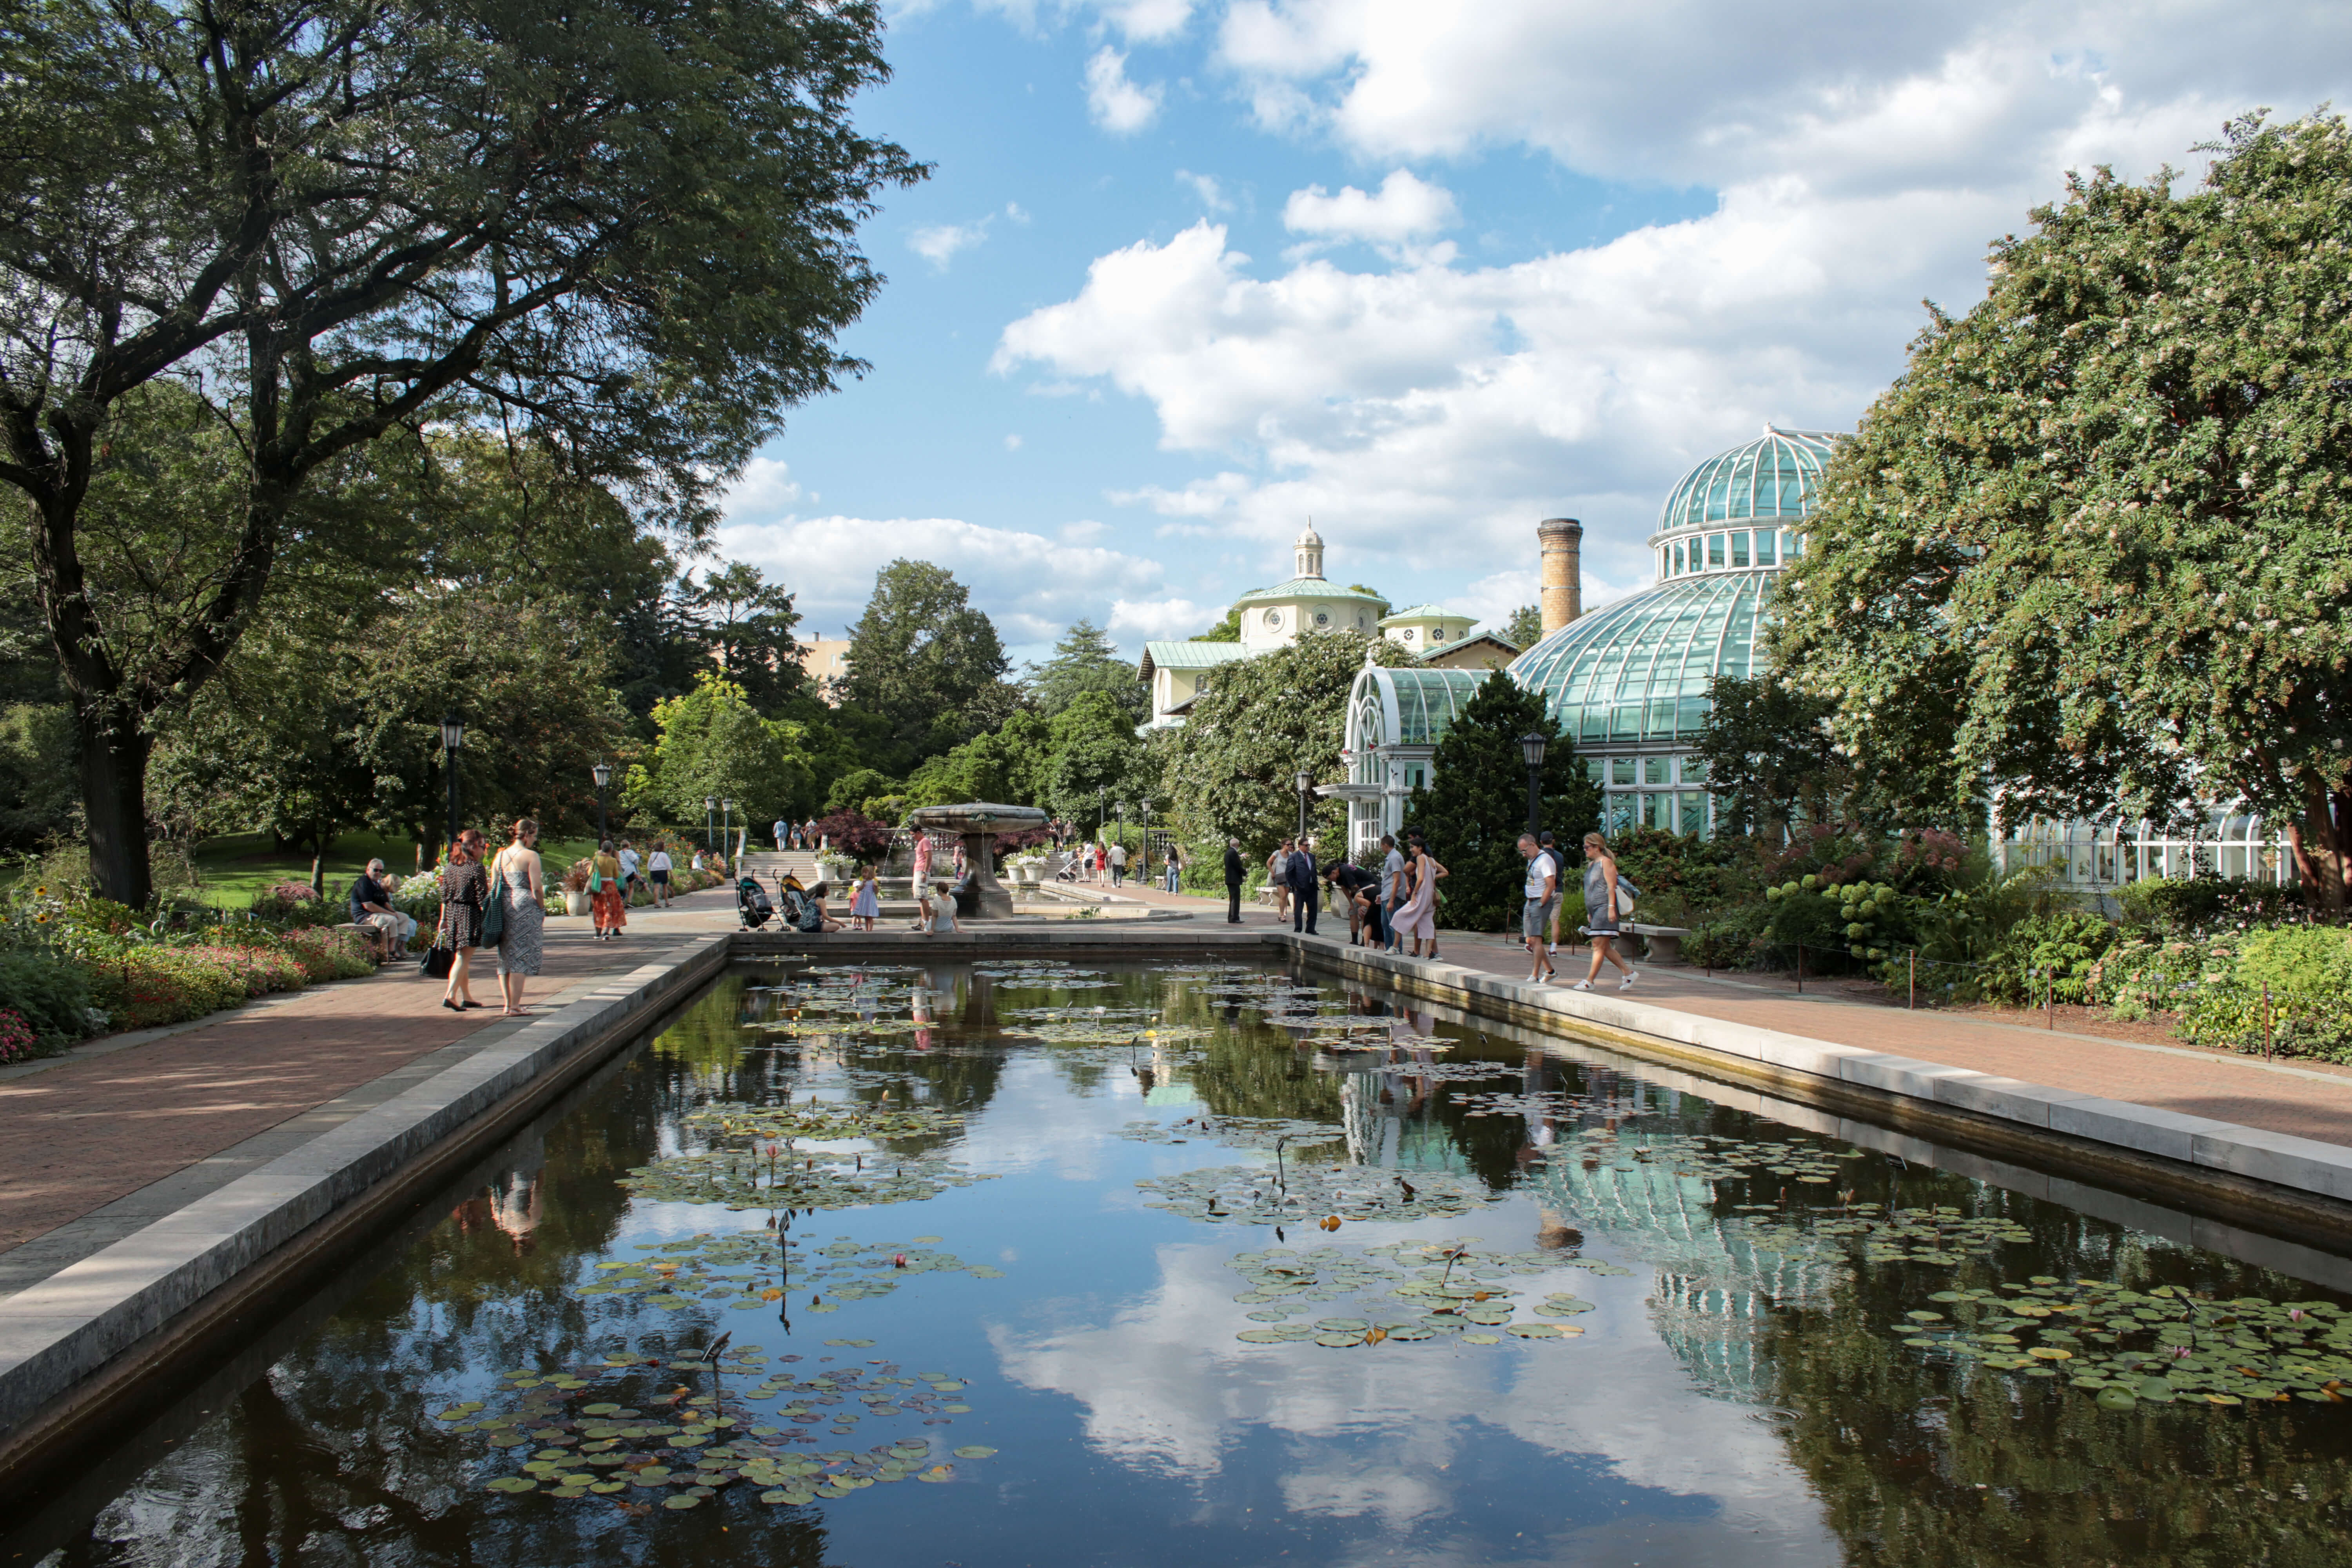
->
xmin=0 ymin=1007 xmax=42 ymax=1064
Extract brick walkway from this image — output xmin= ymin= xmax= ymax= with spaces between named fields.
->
xmin=1107 ymin=880 xmax=2352 ymax=1152
xmin=0 ymin=887 xmax=739 ymax=1269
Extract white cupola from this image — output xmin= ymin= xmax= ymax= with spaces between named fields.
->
xmin=1293 ymin=522 xmax=1325 ymax=580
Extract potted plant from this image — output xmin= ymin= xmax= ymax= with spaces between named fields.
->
xmin=561 ymin=859 xmax=594 ymax=916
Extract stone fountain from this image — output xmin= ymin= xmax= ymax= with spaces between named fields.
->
xmin=903 ymin=802 xmax=1049 ymax=919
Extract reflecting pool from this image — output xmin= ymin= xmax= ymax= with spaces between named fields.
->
xmin=16 ymin=957 xmax=2352 ymax=1567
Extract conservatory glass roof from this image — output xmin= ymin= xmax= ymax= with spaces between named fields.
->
xmin=1654 ymin=427 xmax=1841 ymax=537
xmin=1385 ymin=667 xmax=1492 ymax=745
xmin=1506 ymin=571 xmax=1772 ymax=745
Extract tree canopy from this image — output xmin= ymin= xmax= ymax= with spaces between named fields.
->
xmin=1776 ymin=111 xmax=2352 ymax=907
xmin=1501 ymin=605 xmax=1545 ymax=650
xmin=1024 ymin=619 xmax=1144 ymax=724
xmin=1687 ymin=674 xmax=1849 ymax=838
xmin=1403 ymin=673 xmax=1601 ymax=933
xmin=1164 ymin=632 xmax=1416 ymax=859
xmin=0 ymin=0 xmax=922 ymax=900
xmin=839 ymin=560 xmax=1012 ymax=770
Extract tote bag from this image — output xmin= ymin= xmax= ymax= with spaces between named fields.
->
xmin=480 ymin=857 xmax=508 ymax=946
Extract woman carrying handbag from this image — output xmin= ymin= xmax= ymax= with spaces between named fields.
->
xmin=491 ymin=818 xmax=546 ymax=1016
xmin=436 ymin=830 xmax=490 ymax=1011
xmin=1572 ymin=831 xmax=1640 ymax=991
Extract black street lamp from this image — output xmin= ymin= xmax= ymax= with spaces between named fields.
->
xmin=1294 ymin=768 xmax=1312 ymax=842
xmin=439 ymin=713 xmax=465 ymax=854
xmin=1140 ymin=799 xmax=1151 ymax=882
xmin=704 ymin=796 xmax=717 ymax=851
xmin=592 ymin=761 xmax=612 ymax=844
xmin=722 ymin=797 xmax=736 ymax=857
xmin=1096 ymin=786 xmax=1105 ymax=844
xmin=1520 ymin=732 xmax=1548 ymax=836
xmin=1116 ymin=801 xmax=1128 ymax=869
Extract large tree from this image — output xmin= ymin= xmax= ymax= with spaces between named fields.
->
xmin=693 ymin=562 xmax=806 ymax=712
xmin=1776 ymin=112 xmax=2352 ymax=908
xmin=838 ymin=560 xmax=1011 ymax=768
xmin=1687 ymin=674 xmax=1850 ymax=839
xmin=1163 ymin=631 xmax=1416 ymax=859
xmin=1403 ymin=672 xmax=1601 ymax=934
xmin=0 ymin=0 xmax=922 ymax=902
xmin=1024 ymin=619 xmax=1144 ymax=724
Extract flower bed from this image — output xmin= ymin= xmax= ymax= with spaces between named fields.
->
xmin=0 ymin=887 xmax=384 ymax=1047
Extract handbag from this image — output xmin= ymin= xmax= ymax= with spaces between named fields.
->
xmin=419 ymin=945 xmax=454 ymax=978
xmin=480 ymin=857 xmax=508 ymax=945
xmin=1614 ymin=875 xmax=1639 ymax=918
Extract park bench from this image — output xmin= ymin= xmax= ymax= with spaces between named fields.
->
xmin=1626 ymin=923 xmax=1692 ymax=965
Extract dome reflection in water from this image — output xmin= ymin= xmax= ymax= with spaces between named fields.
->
xmin=20 ymin=958 xmax=2352 ymax=1568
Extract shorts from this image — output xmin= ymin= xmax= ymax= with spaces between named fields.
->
xmin=1521 ymin=897 xmax=1556 ymax=938
xmin=649 ymin=869 xmax=670 ymax=885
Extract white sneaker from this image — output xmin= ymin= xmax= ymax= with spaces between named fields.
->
xmin=1571 ymin=980 xmax=1593 ymax=991
xmin=1619 ymin=971 xmax=1639 ymax=990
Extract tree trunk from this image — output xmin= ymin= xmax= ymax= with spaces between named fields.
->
xmin=2287 ymin=775 xmax=2349 ymax=915
xmin=77 ymin=707 xmax=154 ymax=906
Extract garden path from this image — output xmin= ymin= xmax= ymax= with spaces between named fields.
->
xmin=1110 ymin=880 xmax=2352 ymax=1153
xmin=0 ymin=884 xmax=740 ymax=1299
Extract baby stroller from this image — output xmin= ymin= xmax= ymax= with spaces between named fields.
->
xmin=737 ymin=875 xmax=776 ymax=930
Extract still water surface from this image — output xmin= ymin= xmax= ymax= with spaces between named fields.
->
xmin=18 ymin=958 xmax=2352 ymax=1568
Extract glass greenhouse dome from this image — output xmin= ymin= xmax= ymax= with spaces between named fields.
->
xmin=1503 ymin=426 xmax=1846 ymax=836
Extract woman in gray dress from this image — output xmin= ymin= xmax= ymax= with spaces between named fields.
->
xmin=1574 ymin=831 xmax=1638 ymax=992
xmin=492 ymin=817 xmax=546 ymax=1016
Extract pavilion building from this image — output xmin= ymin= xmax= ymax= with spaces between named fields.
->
xmin=1136 ymin=524 xmax=1515 ymax=730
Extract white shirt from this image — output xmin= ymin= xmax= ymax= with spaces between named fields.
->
xmin=1524 ymin=856 xmax=1553 ymax=900
xmin=618 ymin=849 xmax=641 ymax=877
xmin=648 ymin=851 xmax=671 ymax=872
xmin=1108 ymin=844 xmax=1127 ymax=866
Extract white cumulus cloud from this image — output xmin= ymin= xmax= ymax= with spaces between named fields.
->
xmin=997 ymin=11 xmax=2352 ymax=594
xmin=1282 ymin=169 xmax=1458 ymax=244
xmin=909 ymin=218 xmax=993 ymax=269
xmin=1085 ymin=45 xmax=1165 ymax=132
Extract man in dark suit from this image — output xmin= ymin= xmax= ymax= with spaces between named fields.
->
xmin=1288 ymin=838 xmax=1319 ymax=935
xmin=1222 ymin=837 xmax=1245 ymax=923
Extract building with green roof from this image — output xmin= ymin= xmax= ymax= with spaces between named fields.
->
xmin=1138 ymin=523 xmax=1392 ymax=730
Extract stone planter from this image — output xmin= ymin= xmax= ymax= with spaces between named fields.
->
xmin=564 ymin=891 xmax=592 ymax=916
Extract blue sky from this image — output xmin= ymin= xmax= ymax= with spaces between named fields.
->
xmin=711 ymin=0 xmax=2352 ymax=668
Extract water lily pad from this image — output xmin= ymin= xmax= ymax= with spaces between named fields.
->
xmin=1462 ymin=1333 xmax=1502 ymax=1345
xmin=485 ymin=1476 xmax=537 ymax=1493
xmin=951 ymin=1445 xmax=996 ymax=1458
xmin=662 ymin=1495 xmax=702 ymax=1510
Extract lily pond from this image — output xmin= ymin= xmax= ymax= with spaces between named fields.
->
xmin=18 ymin=957 xmax=2352 ymax=1567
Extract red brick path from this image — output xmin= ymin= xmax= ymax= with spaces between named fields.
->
xmin=0 ymin=890 xmax=736 ymax=1255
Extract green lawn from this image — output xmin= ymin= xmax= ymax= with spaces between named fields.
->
xmin=184 ymin=831 xmax=670 ymax=906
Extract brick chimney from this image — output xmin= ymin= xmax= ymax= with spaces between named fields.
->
xmin=1538 ymin=518 xmax=1583 ymax=636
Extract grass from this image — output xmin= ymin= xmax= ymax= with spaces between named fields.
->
xmin=182 ymin=828 xmax=725 ymax=907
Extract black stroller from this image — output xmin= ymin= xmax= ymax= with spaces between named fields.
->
xmin=737 ymin=875 xmax=777 ymax=930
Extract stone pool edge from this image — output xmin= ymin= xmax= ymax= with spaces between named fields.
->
xmin=1296 ymin=935 xmax=2352 ymax=1244
xmin=0 ymin=931 xmax=731 ymax=1483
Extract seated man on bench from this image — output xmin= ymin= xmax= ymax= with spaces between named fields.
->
xmin=348 ymin=859 xmax=412 ymax=960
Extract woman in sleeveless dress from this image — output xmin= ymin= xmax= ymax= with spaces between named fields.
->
xmin=1574 ymin=831 xmax=1638 ymax=991
xmin=436 ymin=830 xmax=488 ymax=1011
xmin=493 ymin=818 xmax=546 ymax=1016
xmin=1395 ymin=835 xmax=1447 ymax=958
xmin=590 ymin=839 xmax=627 ymax=939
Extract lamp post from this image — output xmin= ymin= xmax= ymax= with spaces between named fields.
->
xmin=1140 ymin=799 xmax=1151 ymax=882
xmin=722 ymin=797 xmax=736 ymax=859
xmin=1096 ymin=786 xmax=1105 ymax=846
xmin=1520 ymin=732 xmax=1548 ymax=836
xmin=591 ymin=761 xmax=612 ymax=845
xmin=1294 ymin=769 xmax=1312 ymax=843
xmin=704 ymin=796 xmax=717 ymax=852
xmin=439 ymin=713 xmax=465 ymax=855
xmin=1116 ymin=801 xmax=1128 ymax=881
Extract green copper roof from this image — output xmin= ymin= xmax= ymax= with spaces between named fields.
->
xmin=1378 ymin=604 xmax=1454 ymax=624
xmin=1231 ymin=578 xmax=1387 ymax=608
xmin=1139 ymin=640 xmax=1256 ymax=671
xmin=1506 ymin=572 xmax=1772 ymax=744
xmin=1656 ymin=428 xmax=1843 ymax=535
